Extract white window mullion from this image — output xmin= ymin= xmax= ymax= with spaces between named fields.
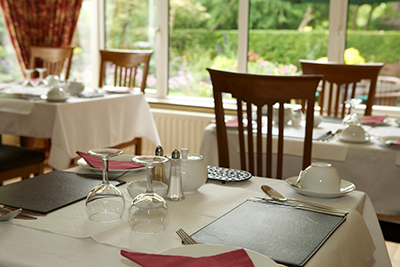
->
xmin=155 ymin=0 xmax=169 ymax=98
xmin=327 ymin=0 xmax=348 ymax=63
xmin=90 ymin=0 xmax=104 ymax=88
xmin=237 ymin=0 xmax=249 ymax=73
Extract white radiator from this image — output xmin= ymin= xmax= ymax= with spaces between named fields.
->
xmin=142 ymin=109 xmax=215 ymax=156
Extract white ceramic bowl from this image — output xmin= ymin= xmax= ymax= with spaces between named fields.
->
xmin=314 ymin=115 xmax=323 ymax=128
xmin=298 ymin=162 xmax=341 ymax=193
xmin=67 ymin=81 xmax=85 ymax=96
xmin=341 ymin=124 xmax=368 ymax=142
xmin=127 ymin=180 xmax=168 ymax=199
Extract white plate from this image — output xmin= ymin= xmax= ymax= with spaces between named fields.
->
xmin=77 ymin=154 xmax=145 ymax=175
xmin=338 ymin=133 xmax=371 ymax=143
xmin=378 ymin=136 xmax=400 ymax=148
xmin=104 ymin=86 xmax=132 ymax=94
xmin=285 ymin=176 xmax=356 ymax=198
xmin=160 ymin=244 xmax=278 ymax=267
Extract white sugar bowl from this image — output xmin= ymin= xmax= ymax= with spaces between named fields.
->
xmin=180 ymin=150 xmax=208 ymax=192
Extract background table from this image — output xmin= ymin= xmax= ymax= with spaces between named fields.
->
xmin=199 ymin=118 xmax=400 ymax=215
xmin=0 ymin=166 xmax=391 ymax=267
xmin=0 ymin=91 xmax=161 ymax=170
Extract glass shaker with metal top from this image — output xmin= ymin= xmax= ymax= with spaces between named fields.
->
xmin=154 ymin=145 xmax=165 ymax=183
xmin=166 ymin=149 xmax=185 ymax=201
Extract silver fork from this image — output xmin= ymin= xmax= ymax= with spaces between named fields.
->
xmin=176 ymin=228 xmax=198 ymax=245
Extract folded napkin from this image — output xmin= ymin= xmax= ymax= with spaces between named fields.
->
xmin=76 ymin=151 xmax=144 ymax=170
xmin=225 ymin=117 xmax=247 ymax=127
xmin=121 ymin=249 xmax=255 ymax=267
xmin=361 ymin=115 xmax=387 ymax=123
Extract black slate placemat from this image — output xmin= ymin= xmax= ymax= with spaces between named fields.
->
xmin=0 ymin=171 xmax=125 ymax=214
xmin=191 ymin=199 xmax=346 ymax=267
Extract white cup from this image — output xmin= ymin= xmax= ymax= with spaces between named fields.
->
xmin=272 ymin=106 xmax=292 ymax=125
xmin=342 ymin=124 xmax=369 ymax=142
xmin=67 ymin=81 xmax=85 ymax=96
xmin=298 ymin=162 xmax=341 ymax=193
xmin=46 ymin=87 xmax=69 ymax=101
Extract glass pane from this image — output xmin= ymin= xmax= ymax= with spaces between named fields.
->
xmin=168 ymin=0 xmax=238 ymax=98
xmin=104 ymin=0 xmax=157 ymax=90
xmin=248 ymin=1 xmax=330 ymax=75
xmin=0 ymin=10 xmax=23 ymax=82
xmin=346 ymin=2 xmax=400 ymax=107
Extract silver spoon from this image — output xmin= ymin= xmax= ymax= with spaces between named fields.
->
xmin=261 ymin=185 xmax=348 ymax=215
xmin=0 ymin=208 xmax=21 ymax=221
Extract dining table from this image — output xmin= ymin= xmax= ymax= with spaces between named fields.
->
xmin=199 ymin=115 xmax=400 ymax=216
xmin=0 ymin=162 xmax=392 ymax=267
xmin=0 ymin=83 xmax=161 ymax=170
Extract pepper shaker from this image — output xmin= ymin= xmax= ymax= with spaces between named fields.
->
xmin=166 ymin=149 xmax=185 ymax=201
xmin=154 ymin=145 xmax=164 ymax=183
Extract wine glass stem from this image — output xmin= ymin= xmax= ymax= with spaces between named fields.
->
xmin=102 ymin=158 xmax=110 ymax=184
xmin=146 ymin=166 xmax=154 ymax=193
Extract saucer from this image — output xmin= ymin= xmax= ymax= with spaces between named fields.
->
xmin=338 ymin=133 xmax=371 ymax=143
xmin=378 ymin=136 xmax=400 ymax=148
xmin=285 ymin=176 xmax=356 ymax=198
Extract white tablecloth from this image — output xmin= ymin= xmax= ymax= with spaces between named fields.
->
xmin=199 ymin=119 xmax=400 ymax=215
xmin=0 ymin=167 xmax=391 ymax=267
xmin=0 ymin=89 xmax=161 ymax=170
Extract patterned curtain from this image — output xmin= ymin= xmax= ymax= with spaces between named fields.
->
xmin=0 ymin=0 xmax=82 ymax=72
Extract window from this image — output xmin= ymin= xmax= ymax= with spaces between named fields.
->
xmin=2 ymin=0 xmax=399 ymax=111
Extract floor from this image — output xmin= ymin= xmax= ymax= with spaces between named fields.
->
xmin=4 ymin=165 xmax=400 ymax=266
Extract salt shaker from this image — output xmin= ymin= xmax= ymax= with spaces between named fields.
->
xmin=166 ymin=149 xmax=185 ymax=201
xmin=154 ymin=145 xmax=164 ymax=182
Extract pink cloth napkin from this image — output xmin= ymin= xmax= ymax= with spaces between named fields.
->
xmin=121 ymin=249 xmax=255 ymax=267
xmin=76 ymin=151 xmax=144 ymax=170
xmin=361 ymin=115 xmax=387 ymax=123
xmin=394 ymin=138 xmax=400 ymax=145
xmin=225 ymin=117 xmax=248 ymax=127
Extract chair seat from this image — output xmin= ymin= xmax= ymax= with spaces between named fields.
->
xmin=0 ymin=145 xmax=45 ymax=172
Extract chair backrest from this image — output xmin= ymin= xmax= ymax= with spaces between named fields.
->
xmin=207 ymin=68 xmax=322 ymax=179
xmin=300 ymin=60 xmax=384 ymax=117
xmin=98 ymin=49 xmax=153 ymax=92
xmin=29 ymin=46 xmax=74 ymax=80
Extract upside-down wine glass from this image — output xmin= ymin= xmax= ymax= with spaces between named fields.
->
xmin=342 ymin=98 xmax=362 ymax=125
xmin=85 ymin=148 xmax=125 ymax=222
xmin=22 ymin=69 xmax=36 ymax=87
xmin=35 ymin=68 xmax=48 ymax=86
xmin=129 ymin=155 xmax=169 ymax=234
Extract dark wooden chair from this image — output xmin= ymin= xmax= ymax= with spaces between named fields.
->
xmin=98 ymin=49 xmax=153 ymax=155
xmin=29 ymin=46 xmax=74 ymax=80
xmin=300 ymin=60 xmax=384 ymax=117
xmin=0 ymin=135 xmax=45 ymax=185
xmin=207 ymin=68 xmax=322 ymax=179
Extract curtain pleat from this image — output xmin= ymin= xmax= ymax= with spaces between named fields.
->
xmin=0 ymin=0 xmax=82 ymax=72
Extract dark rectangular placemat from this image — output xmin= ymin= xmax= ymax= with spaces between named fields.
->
xmin=0 ymin=171 xmax=125 ymax=214
xmin=191 ymin=199 xmax=346 ymax=267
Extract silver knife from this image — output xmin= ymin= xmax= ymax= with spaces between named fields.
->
xmin=249 ymin=197 xmax=347 ymax=217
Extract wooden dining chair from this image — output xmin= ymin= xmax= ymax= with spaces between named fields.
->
xmin=300 ymin=60 xmax=384 ymax=117
xmin=207 ymin=68 xmax=322 ymax=179
xmin=0 ymin=136 xmax=45 ymax=185
xmin=29 ymin=46 xmax=74 ymax=81
xmin=98 ymin=49 xmax=154 ymax=155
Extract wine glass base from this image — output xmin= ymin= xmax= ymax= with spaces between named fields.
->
xmin=130 ymin=221 xmax=167 ymax=234
xmin=87 ymin=211 xmax=123 ymax=223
